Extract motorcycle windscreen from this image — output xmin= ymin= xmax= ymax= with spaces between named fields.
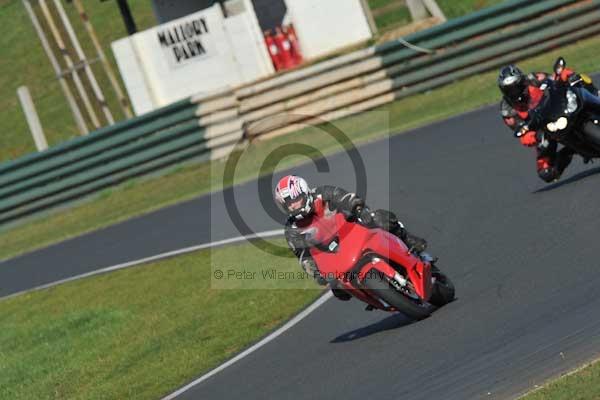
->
xmin=529 ymin=83 xmax=569 ymax=132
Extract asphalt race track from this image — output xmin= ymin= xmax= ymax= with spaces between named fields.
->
xmin=4 ymin=101 xmax=600 ymax=399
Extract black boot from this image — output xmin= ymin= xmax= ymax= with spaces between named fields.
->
xmin=403 ymin=231 xmax=428 ymax=253
xmin=391 ymin=222 xmax=427 ymax=253
xmin=331 ymin=288 xmax=352 ymax=301
xmin=330 ymin=280 xmax=352 ymax=301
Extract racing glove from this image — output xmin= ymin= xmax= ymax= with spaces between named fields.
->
xmin=519 ymin=130 xmax=537 ymax=147
xmin=300 ymin=255 xmax=327 ymax=286
xmin=403 ymin=231 xmax=428 ymax=253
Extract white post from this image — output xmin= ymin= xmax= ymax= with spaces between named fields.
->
xmin=407 ymin=0 xmax=446 ymax=22
xmin=39 ymin=0 xmax=102 ymax=129
xmin=22 ymin=0 xmax=88 ymax=135
xmin=423 ymin=0 xmax=446 ymax=22
xmin=360 ymin=0 xmax=378 ymax=35
xmin=53 ymin=0 xmax=115 ymax=124
xmin=17 ymin=86 xmax=48 ymax=152
xmin=406 ymin=0 xmax=429 ymax=21
xmin=72 ymin=0 xmax=133 ymax=118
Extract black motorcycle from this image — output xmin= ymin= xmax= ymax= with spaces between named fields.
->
xmin=516 ymin=58 xmax=600 ymax=160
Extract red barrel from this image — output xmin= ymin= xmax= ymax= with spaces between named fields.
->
xmin=274 ymin=27 xmax=294 ymax=70
xmin=285 ymin=25 xmax=303 ymax=66
xmin=264 ymin=30 xmax=283 ymax=70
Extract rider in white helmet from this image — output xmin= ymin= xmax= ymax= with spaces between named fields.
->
xmin=274 ymin=175 xmax=427 ymax=301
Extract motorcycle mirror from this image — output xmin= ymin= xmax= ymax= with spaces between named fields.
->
xmin=554 ymin=57 xmax=566 ymax=75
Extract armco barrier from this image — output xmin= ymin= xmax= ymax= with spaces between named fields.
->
xmin=1 ymin=0 xmax=599 ymax=224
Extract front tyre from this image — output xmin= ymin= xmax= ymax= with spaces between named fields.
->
xmin=429 ymin=269 xmax=455 ymax=307
xmin=363 ymin=271 xmax=433 ymax=320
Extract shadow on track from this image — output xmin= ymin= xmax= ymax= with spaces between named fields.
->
xmin=330 ymin=313 xmax=414 ymax=343
xmin=534 ymin=165 xmax=600 ymax=193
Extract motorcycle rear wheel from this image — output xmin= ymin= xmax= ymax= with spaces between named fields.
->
xmin=363 ymin=271 xmax=433 ymax=320
xmin=581 ymin=120 xmax=600 ymax=148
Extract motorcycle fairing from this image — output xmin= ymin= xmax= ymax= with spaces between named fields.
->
xmin=361 ymin=229 xmax=432 ymax=301
xmin=309 ymin=213 xmax=432 ymax=301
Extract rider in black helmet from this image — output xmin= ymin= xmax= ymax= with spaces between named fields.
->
xmin=499 ymin=64 xmax=573 ymax=182
xmin=499 ymin=60 xmax=600 ymax=182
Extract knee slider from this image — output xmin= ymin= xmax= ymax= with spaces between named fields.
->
xmin=538 ymin=167 xmax=558 ymax=183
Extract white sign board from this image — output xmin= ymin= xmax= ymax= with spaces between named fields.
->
xmin=112 ymin=2 xmax=273 ymax=115
xmin=156 ymin=15 xmax=213 ymax=68
xmin=285 ymin=0 xmax=373 ymax=59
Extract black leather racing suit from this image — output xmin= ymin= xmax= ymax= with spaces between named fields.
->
xmin=502 ymin=72 xmax=600 ymax=182
xmin=284 ymin=185 xmax=427 ymax=300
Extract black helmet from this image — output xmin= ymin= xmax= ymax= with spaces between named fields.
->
xmin=498 ymin=65 xmax=528 ymax=106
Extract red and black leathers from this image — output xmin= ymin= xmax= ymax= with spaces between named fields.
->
xmin=501 ymin=72 xmax=575 ymax=182
xmin=553 ymin=67 xmax=598 ymax=96
xmin=284 ymin=186 xmax=426 ymax=300
xmin=535 ymin=137 xmax=575 ymax=183
xmin=500 ymin=72 xmax=548 ymax=143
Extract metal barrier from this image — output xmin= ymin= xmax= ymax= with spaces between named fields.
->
xmin=1 ymin=0 xmax=598 ymax=224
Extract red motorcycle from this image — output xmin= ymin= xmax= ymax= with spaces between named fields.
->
xmin=306 ymin=210 xmax=455 ymax=320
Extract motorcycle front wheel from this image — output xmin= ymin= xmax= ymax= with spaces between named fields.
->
xmin=429 ymin=268 xmax=455 ymax=307
xmin=363 ymin=271 xmax=433 ymax=320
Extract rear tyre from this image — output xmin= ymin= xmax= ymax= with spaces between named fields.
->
xmin=362 ymin=271 xmax=432 ymax=320
xmin=582 ymin=120 xmax=600 ymax=147
xmin=429 ymin=269 xmax=455 ymax=307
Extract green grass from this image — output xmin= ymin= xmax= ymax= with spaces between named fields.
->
xmin=375 ymin=6 xmax=412 ymax=31
xmin=368 ymin=0 xmax=504 ymax=32
xmin=520 ymin=360 xmax=600 ymax=400
xmin=437 ymin=0 xmax=504 ymax=19
xmin=3 ymin=35 xmax=600 ymax=262
xmin=0 ymin=0 xmax=156 ymax=162
xmin=368 ymin=0 xmax=397 ymax=10
xmin=0 ymin=238 xmax=320 ymax=400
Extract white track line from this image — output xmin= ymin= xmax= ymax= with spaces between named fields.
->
xmin=1 ymin=229 xmax=284 ymax=301
xmin=5 ymin=227 xmax=333 ymax=397
xmin=161 ymin=291 xmax=333 ymax=400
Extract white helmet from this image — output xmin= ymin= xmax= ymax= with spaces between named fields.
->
xmin=274 ymin=175 xmax=314 ymax=220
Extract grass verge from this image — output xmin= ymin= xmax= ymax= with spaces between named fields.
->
xmin=3 ymin=35 xmax=600 ymax=261
xmin=520 ymin=360 xmax=600 ymax=400
xmin=368 ymin=0 xmax=503 ymax=32
xmin=436 ymin=0 xmax=504 ymax=20
xmin=0 ymin=0 xmax=156 ymax=162
xmin=0 ymin=238 xmax=320 ymax=400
